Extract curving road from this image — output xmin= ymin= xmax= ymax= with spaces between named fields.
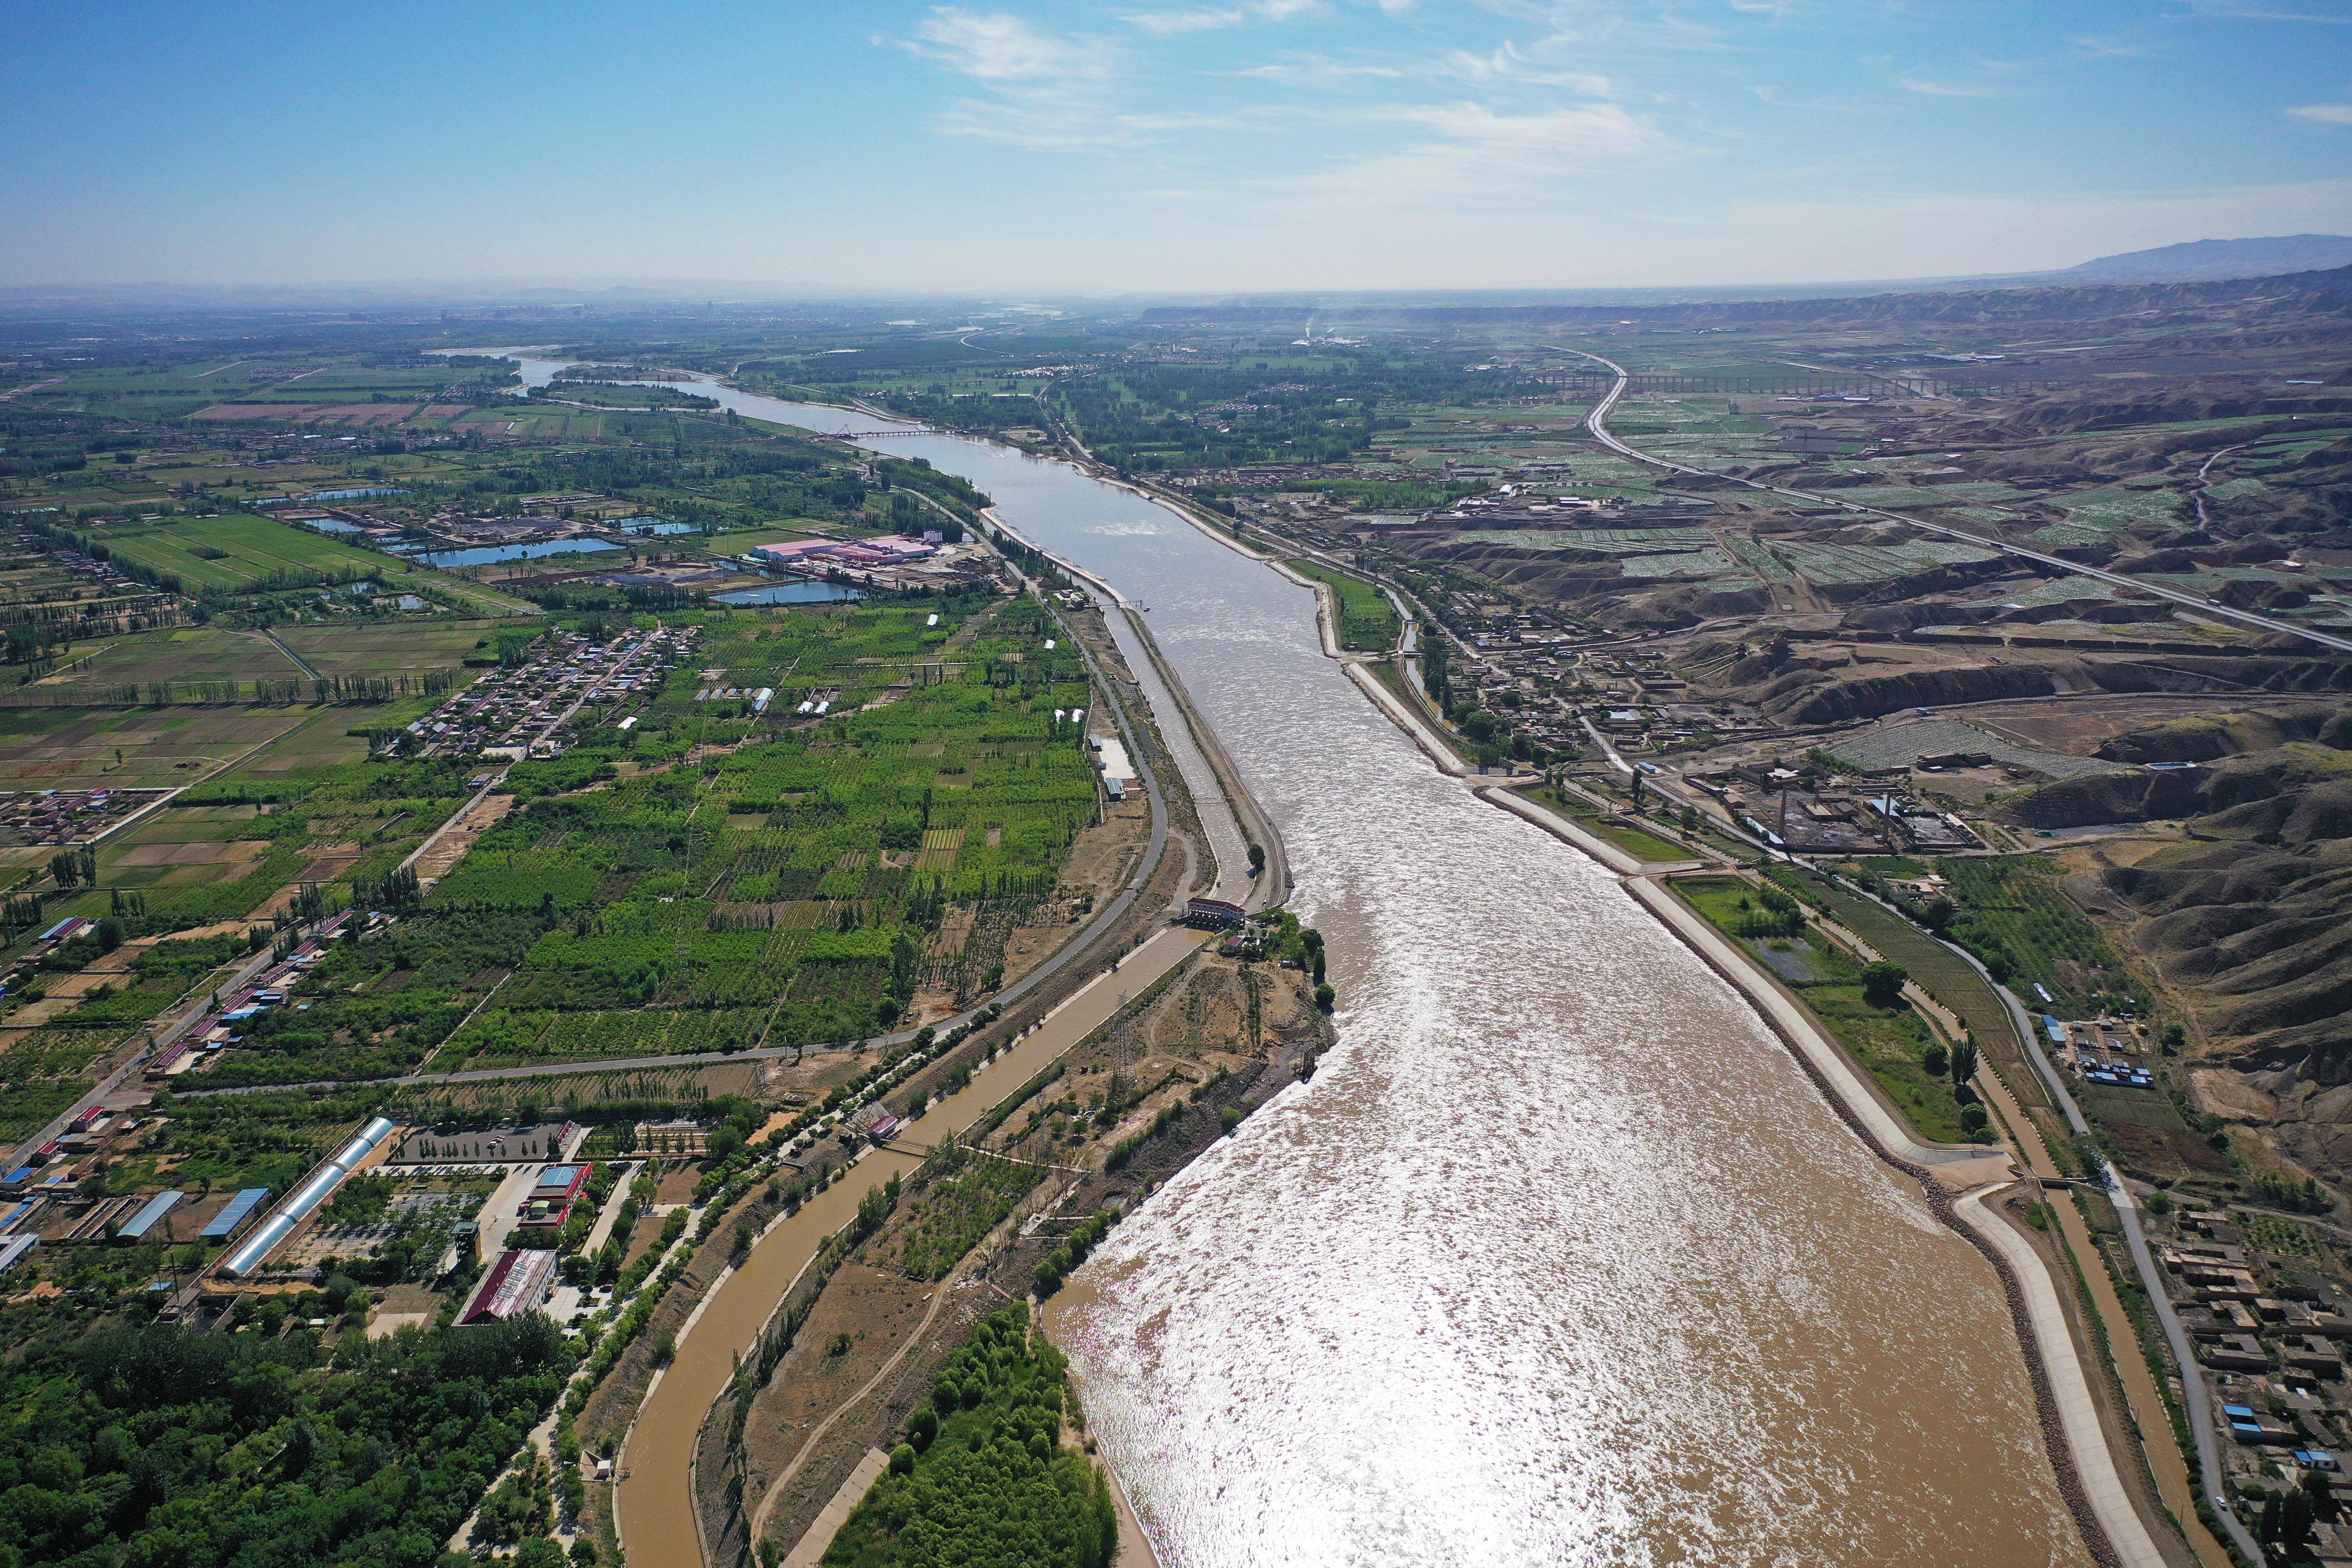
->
xmin=1562 ymin=347 xmax=2352 ymax=658
xmin=1577 ymin=348 xmax=2269 ymax=1562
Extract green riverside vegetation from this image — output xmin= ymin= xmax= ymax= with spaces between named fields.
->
xmin=823 ymin=1305 xmax=1118 ymax=1568
xmin=1286 ymin=559 xmax=1398 ymax=652
xmin=0 ymin=1308 xmax=572 ymax=1568
xmin=1675 ymin=876 xmax=1979 ymax=1144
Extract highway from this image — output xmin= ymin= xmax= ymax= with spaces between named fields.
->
xmin=1561 ymin=347 xmax=2352 ymax=658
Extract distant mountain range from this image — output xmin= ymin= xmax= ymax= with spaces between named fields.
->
xmin=2039 ymin=235 xmax=2352 ymax=284
xmin=3 ymin=239 xmax=2347 ymax=317
xmin=1143 ymin=257 xmax=2352 ymax=332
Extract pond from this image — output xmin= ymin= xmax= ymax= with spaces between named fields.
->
xmin=408 ymin=538 xmax=622 ymax=570
xmin=713 ymin=581 xmax=862 ymax=606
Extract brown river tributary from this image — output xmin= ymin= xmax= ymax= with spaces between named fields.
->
xmin=489 ymin=356 xmax=2092 ymax=1568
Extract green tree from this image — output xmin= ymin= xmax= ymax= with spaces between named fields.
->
xmin=1860 ymin=962 xmax=1908 ymax=1010
xmin=2305 ymin=1465 xmax=2339 ymax=1523
xmin=1950 ymin=1040 xmax=1979 ymax=1090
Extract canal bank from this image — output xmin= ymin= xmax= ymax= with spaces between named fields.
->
xmin=614 ymin=924 xmax=1210 ymax=1568
xmin=560 ymin=361 xmax=2120 ymax=1568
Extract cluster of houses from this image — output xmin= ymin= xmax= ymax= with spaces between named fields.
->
xmin=397 ymin=625 xmax=692 ymax=759
xmin=2162 ymin=1206 xmax=2352 ymax=1529
xmin=0 ymin=787 xmax=166 ymax=848
xmin=2044 ymin=1014 xmax=2155 ymax=1090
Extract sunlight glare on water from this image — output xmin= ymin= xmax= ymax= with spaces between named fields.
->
xmin=499 ymin=361 xmax=2092 ymax=1568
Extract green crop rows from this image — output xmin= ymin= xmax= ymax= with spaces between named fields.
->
xmin=1936 ymin=855 xmax=2141 ymax=1016
xmin=199 ymin=597 xmax=1103 ymax=1086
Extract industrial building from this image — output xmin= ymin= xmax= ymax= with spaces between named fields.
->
xmin=460 ymin=1247 xmax=558 ymax=1326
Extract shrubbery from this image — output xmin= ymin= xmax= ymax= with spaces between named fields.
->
xmin=0 ymin=1307 xmax=572 ymax=1568
xmin=822 ymin=1306 xmax=1117 ymax=1568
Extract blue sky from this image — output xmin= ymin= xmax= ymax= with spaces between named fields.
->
xmin=3 ymin=0 xmax=2349 ymax=293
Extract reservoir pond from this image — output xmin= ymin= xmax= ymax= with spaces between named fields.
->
xmin=713 ymin=581 xmax=862 ymax=606
xmin=404 ymin=537 xmax=621 ymax=570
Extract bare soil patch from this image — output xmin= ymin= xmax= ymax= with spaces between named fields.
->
xmin=114 ymin=839 xmax=268 ymax=868
xmin=412 ymin=793 xmax=515 ymax=887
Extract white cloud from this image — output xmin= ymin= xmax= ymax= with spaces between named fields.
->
xmin=899 ymin=9 xmax=1114 ymax=83
xmin=893 ymin=9 xmax=1127 ymax=150
xmin=2073 ymin=34 xmax=2156 ymax=58
xmin=1396 ymin=99 xmax=1651 ymax=148
xmin=1121 ymin=0 xmax=1326 ymax=36
xmin=1442 ymin=40 xmax=1611 ymax=94
xmin=1234 ymin=54 xmax=1409 ymax=85
xmin=1293 ymin=98 xmax=1672 ymax=206
xmin=2288 ymin=101 xmax=2352 ymax=124
xmin=1897 ymin=74 xmax=2000 ymax=98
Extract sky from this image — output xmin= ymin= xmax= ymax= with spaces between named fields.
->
xmin=3 ymin=0 xmax=2350 ymax=294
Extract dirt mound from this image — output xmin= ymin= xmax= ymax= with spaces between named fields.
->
xmin=2101 ymin=838 xmax=2352 ymax=1086
xmin=2008 ymin=741 xmax=2352 ymax=829
xmin=2093 ymin=703 xmax=2352 ymax=762
xmin=1761 ymin=661 xmax=2059 ymax=724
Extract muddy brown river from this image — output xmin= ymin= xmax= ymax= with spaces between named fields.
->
xmin=480 ymin=358 xmax=2092 ymax=1568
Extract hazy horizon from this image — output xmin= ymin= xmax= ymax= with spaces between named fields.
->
xmin=6 ymin=2 xmax=2352 ymax=296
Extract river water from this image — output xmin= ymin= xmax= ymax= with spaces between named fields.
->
xmin=470 ymin=352 xmax=2089 ymax=1568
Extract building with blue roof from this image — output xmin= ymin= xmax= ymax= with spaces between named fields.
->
xmin=116 ymin=1190 xmax=184 ymax=1242
xmin=201 ymin=1188 xmax=272 ymax=1239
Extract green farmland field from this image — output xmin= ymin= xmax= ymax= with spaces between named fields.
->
xmin=70 ymin=512 xmax=537 ymax=616
xmin=86 ymin=512 xmax=397 ymax=588
xmin=144 ymin=594 xmax=1108 ymax=1089
xmin=1289 ymin=560 xmax=1400 ymax=652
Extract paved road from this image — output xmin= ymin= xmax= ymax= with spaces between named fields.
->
xmin=1978 ymin=957 xmax=2263 ymax=1565
xmin=1574 ymin=342 xmax=2272 ymax=1559
xmin=3 ymin=934 xmax=290 ymax=1165
xmin=1826 ymin=878 xmax=2266 ymax=1567
xmin=1562 ymin=347 xmax=2352 ymax=658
